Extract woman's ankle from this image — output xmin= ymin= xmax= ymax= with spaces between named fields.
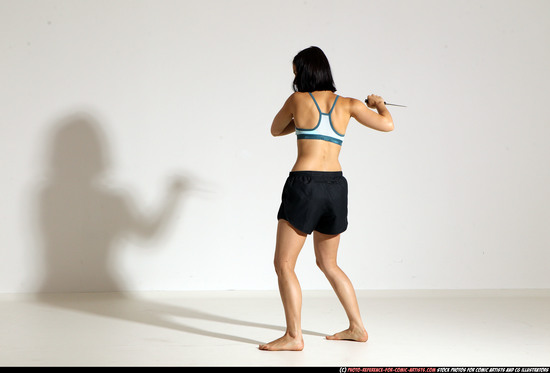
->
xmin=285 ymin=329 xmax=303 ymax=339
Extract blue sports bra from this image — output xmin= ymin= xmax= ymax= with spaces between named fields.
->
xmin=295 ymin=92 xmax=345 ymax=146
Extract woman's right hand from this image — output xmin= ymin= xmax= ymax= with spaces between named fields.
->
xmin=366 ymin=94 xmax=385 ymax=109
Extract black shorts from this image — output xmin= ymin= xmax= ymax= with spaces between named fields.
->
xmin=277 ymin=171 xmax=348 ymax=235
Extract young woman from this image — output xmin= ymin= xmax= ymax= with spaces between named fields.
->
xmin=259 ymin=46 xmax=394 ymax=351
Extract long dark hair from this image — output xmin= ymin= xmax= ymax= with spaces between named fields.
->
xmin=292 ymin=46 xmax=336 ymax=93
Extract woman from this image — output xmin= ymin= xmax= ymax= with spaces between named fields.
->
xmin=259 ymin=46 xmax=394 ymax=351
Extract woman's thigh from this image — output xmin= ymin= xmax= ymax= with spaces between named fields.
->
xmin=274 ymin=219 xmax=307 ymax=270
xmin=313 ymin=230 xmax=340 ymax=270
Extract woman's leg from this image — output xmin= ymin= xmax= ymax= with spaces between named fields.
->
xmin=313 ymin=231 xmax=368 ymax=342
xmin=259 ymin=219 xmax=307 ymax=351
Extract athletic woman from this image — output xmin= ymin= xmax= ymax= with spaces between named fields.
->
xmin=259 ymin=46 xmax=394 ymax=351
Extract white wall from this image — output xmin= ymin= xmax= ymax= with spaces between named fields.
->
xmin=1 ymin=0 xmax=549 ymax=293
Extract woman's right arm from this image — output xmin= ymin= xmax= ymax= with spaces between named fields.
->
xmin=271 ymin=94 xmax=295 ymax=136
xmin=350 ymin=95 xmax=394 ymax=132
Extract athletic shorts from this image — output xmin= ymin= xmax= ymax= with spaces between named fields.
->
xmin=277 ymin=171 xmax=348 ymax=235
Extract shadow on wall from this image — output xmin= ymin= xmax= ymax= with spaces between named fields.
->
xmin=35 ymin=112 xmax=186 ymax=293
xmin=32 ymin=112 xmax=322 ymax=345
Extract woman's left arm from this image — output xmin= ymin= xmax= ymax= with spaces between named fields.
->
xmin=271 ymin=94 xmax=295 ymax=136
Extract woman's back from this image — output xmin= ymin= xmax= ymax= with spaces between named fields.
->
xmin=291 ymin=91 xmax=352 ymax=172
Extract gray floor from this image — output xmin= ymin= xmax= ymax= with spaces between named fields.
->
xmin=1 ymin=289 xmax=549 ymax=366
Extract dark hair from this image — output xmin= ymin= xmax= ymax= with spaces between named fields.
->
xmin=292 ymin=46 xmax=336 ymax=93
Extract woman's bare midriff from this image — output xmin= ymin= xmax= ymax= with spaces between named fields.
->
xmin=291 ymin=139 xmax=342 ymax=172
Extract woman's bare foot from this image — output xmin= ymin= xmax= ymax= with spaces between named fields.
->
xmin=326 ymin=327 xmax=368 ymax=342
xmin=259 ymin=333 xmax=304 ymax=351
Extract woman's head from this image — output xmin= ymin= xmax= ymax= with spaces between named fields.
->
xmin=292 ymin=46 xmax=336 ymax=93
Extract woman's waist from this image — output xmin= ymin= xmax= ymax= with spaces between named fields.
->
xmin=292 ymin=141 xmax=341 ymax=170
xmin=291 ymin=157 xmax=342 ymax=173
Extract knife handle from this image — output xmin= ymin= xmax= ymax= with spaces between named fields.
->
xmin=364 ymin=98 xmax=387 ymax=106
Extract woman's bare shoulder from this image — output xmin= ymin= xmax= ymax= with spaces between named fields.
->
xmin=287 ymin=91 xmax=314 ymax=110
xmin=334 ymin=95 xmax=361 ymax=112
xmin=337 ymin=95 xmax=360 ymax=104
xmin=290 ymin=91 xmax=310 ymax=101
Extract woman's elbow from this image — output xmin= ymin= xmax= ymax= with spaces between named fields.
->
xmin=383 ymin=120 xmax=394 ymax=132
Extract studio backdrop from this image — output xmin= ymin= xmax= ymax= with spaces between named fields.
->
xmin=1 ymin=0 xmax=549 ymax=293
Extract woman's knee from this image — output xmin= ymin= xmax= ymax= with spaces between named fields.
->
xmin=315 ymin=257 xmax=338 ymax=274
xmin=274 ymin=258 xmax=296 ymax=277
